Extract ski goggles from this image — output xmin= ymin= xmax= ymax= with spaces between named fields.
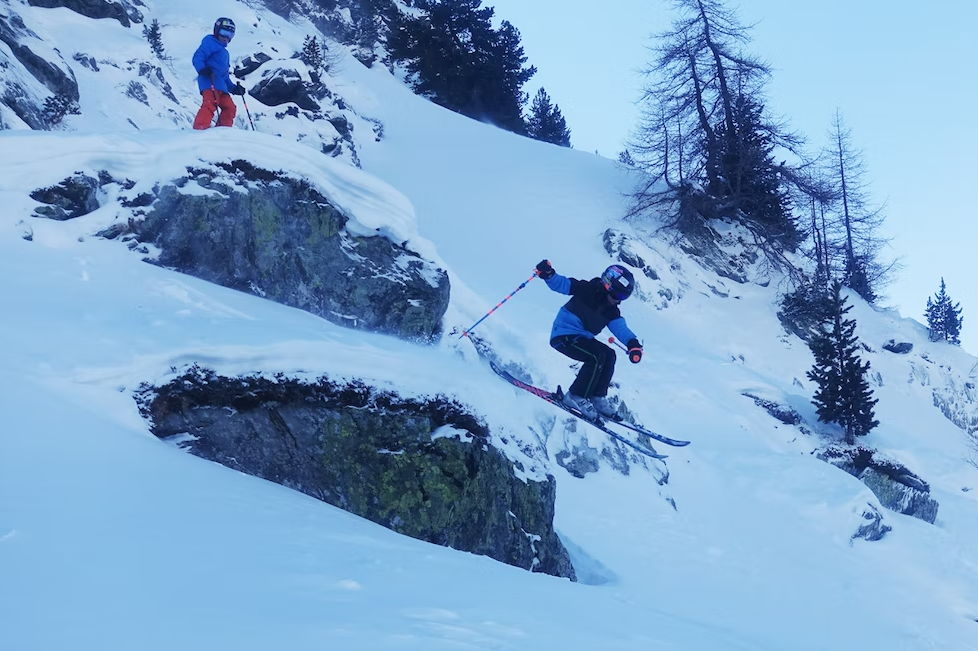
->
xmin=606 ymin=285 xmax=631 ymax=302
xmin=217 ymin=28 xmax=234 ymax=41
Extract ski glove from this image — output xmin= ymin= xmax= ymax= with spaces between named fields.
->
xmin=627 ymin=338 xmax=643 ymax=364
xmin=535 ymin=259 xmax=555 ymax=280
xmin=198 ymin=67 xmax=214 ymax=78
xmin=230 ymin=83 xmax=246 ymax=96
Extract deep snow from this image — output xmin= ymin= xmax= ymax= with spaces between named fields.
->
xmin=2 ymin=1 xmax=978 ymax=649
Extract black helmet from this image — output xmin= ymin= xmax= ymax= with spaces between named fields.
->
xmin=601 ymin=264 xmax=635 ymax=301
xmin=213 ymin=17 xmax=236 ymax=39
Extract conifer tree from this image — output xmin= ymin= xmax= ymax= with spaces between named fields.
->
xmin=824 ymin=110 xmax=889 ymax=303
xmin=42 ymin=93 xmax=80 ymax=126
xmin=526 ymin=88 xmax=571 ymax=147
xmin=143 ymin=19 xmax=165 ymax=60
xmin=300 ymin=35 xmax=325 ymax=71
xmin=387 ymin=0 xmax=536 ymax=133
xmin=629 ymin=0 xmax=802 ymax=254
xmin=925 ymin=278 xmax=963 ymax=345
xmin=807 ymin=280 xmax=879 ymax=444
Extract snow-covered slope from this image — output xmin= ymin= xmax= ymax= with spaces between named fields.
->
xmin=2 ymin=1 xmax=978 ymax=649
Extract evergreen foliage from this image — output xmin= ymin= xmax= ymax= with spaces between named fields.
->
xmin=925 ymin=278 xmax=963 ymax=345
xmin=714 ymin=94 xmax=799 ymax=247
xmin=806 ymin=281 xmax=879 ymax=444
xmin=778 ymin=278 xmax=832 ymax=341
xmin=42 ymin=94 xmax=81 ymax=126
xmin=143 ymin=19 xmax=165 ymax=60
xmin=629 ymin=0 xmax=802 ymax=253
xmin=300 ymin=35 xmax=326 ymax=71
xmin=526 ymin=88 xmax=570 ymax=147
xmin=348 ymin=0 xmax=388 ymax=65
xmin=618 ymin=149 xmax=635 ymax=166
xmin=386 ymin=0 xmax=536 ymax=134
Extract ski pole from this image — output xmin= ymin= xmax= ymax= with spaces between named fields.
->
xmin=460 ymin=271 xmax=539 ymax=339
xmin=607 ymin=336 xmax=628 ymax=352
xmin=210 ymin=83 xmax=219 ymax=127
xmin=241 ymin=92 xmax=256 ymax=131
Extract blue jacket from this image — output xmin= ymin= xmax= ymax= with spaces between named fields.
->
xmin=193 ymin=35 xmax=233 ymax=94
xmin=545 ymin=273 xmax=638 ymax=345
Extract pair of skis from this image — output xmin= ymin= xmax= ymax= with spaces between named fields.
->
xmin=489 ymin=361 xmax=689 ymax=460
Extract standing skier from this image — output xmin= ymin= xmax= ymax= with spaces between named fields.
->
xmin=192 ymin=17 xmax=246 ymax=130
xmin=536 ymin=260 xmax=643 ymax=421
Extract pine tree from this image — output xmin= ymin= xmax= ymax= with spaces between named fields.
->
xmin=807 ymin=280 xmax=879 ymax=444
xmin=300 ymin=35 xmax=325 ymax=71
xmin=143 ymin=19 xmax=165 ymax=60
xmin=42 ymin=93 xmax=80 ymax=126
xmin=925 ymin=278 xmax=963 ymax=345
xmin=714 ymin=93 xmax=798 ymax=246
xmin=386 ymin=0 xmax=536 ymax=134
xmin=618 ymin=149 xmax=636 ymax=166
xmin=526 ymin=87 xmax=571 ymax=147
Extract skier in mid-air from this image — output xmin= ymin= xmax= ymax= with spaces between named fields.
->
xmin=535 ymin=259 xmax=643 ymax=421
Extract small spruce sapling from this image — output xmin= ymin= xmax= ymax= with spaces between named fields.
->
xmin=143 ymin=19 xmax=166 ymax=60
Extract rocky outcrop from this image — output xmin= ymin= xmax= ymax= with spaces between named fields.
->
xmin=248 ymin=67 xmax=322 ymax=112
xmin=883 ymin=340 xmax=913 ymax=354
xmin=818 ymin=445 xmax=939 ymax=524
xmin=743 ymin=392 xmax=802 ymax=426
xmin=137 ymin=367 xmax=576 ymax=581
xmin=0 ymin=11 xmax=80 ymax=129
xmin=125 ymin=160 xmax=449 ymax=342
xmin=233 ymin=53 xmax=273 ymax=79
xmin=30 ymin=173 xmax=100 ymax=219
xmin=26 ymin=0 xmax=135 ymax=27
xmin=850 ymin=503 xmax=891 ymax=543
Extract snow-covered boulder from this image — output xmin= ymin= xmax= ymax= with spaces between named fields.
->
xmin=818 ymin=446 xmax=939 ymax=524
xmin=26 ymin=0 xmax=137 ymax=27
xmin=128 ymin=160 xmax=450 ymax=342
xmin=138 ymin=366 xmax=577 ymax=581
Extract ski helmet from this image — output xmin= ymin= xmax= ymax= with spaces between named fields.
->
xmin=601 ymin=264 xmax=635 ymax=301
xmin=213 ymin=17 xmax=236 ymax=39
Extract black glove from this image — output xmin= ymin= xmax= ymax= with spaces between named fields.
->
xmin=535 ymin=259 xmax=555 ymax=280
xmin=627 ymin=338 xmax=643 ymax=364
xmin=230 ymin=83 xmax=246 ymax=96
xmin=197 ymin=67 xmax=213 ymax=78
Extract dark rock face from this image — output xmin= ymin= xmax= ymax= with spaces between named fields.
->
xmin=249 ymin=68 xmax=321 ymax=111
xmin=603 ymin=229 xmax=660 ymax=283
xmin=233 ymin=53 xmax=273 ymax=79
xmin=883 ymin=340 xmax=913 ymax=354
xmin=129 ymin=160 xmax=449 ymax=342
xmin=30 ymin=174 xmax=100 ymax=220
xmin=26 ymin=0 xmax=132 ymax=27
xmin=0 ymin=12 xmax=80 ymax=128
xmin=818 ymin=445 xmax=939 ymax=524
xmin=743 ymin=392 xmax=802 ymax=426
xmin=138 ymin=367 xmax=576 ymax=581
xmin=850 ymin=503 xmax=892 ymax=543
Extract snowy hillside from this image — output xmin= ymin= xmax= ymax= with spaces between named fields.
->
xmin=3 ymin=1 xmax=978 ymax=649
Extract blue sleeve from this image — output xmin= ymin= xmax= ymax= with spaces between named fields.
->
xmin=544 ymin=273 xmax=571 ymax=295
xmin=192 ymin=41 xmax=208 ymax=73
xmin=608 ymin=317 xmax=638 ymax=346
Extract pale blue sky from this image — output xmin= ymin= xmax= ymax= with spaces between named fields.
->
xmin=489 ymin=0 xmax=978 ymax=352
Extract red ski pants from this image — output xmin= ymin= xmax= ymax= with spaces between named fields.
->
xmin=193 ymin=89 xmax=237 ymax=129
